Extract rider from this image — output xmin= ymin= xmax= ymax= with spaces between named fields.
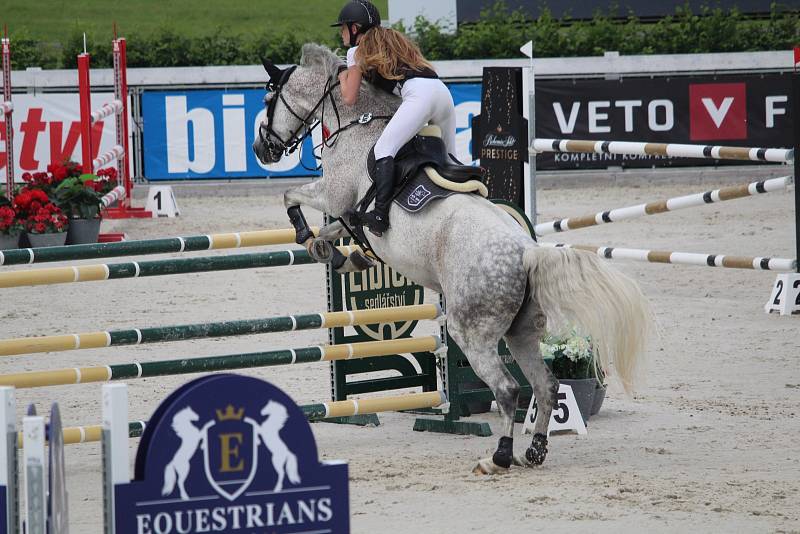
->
xmin=334 ymin=0 xmax=457 ymax=236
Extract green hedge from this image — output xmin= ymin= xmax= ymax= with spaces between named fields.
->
xmin=412 ymin=2 xmax=800 ymax=60
xmin=8 ymin=2 xmax=800 ymax=70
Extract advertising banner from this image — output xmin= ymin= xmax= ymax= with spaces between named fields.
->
xmin=0 ymin=93 xmax=126 ymax=183
xmin=535 ymin=73 xmax=794 ymax=169
xmin=140 ymin=84 xmax=482 ymax=180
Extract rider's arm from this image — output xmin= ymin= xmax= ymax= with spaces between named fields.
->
xmin=339 ymin=47 xmax=362 ymax=106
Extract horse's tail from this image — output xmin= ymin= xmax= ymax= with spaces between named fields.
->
xmin=522 ymin=246 xmax=652 ymax=392
xmin=162 ymin=462 xmax=177 ymax=496
xmin=285 ymin=453 xmax=301 ymax=485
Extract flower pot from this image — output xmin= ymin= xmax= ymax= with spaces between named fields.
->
xmin=26 ymin=232 xmax=67 ymax=248
xmin=66 ymin=218 xmax=102 ymax=245
xmin=591 ymin=383 xmax=606 ymax=416
xmin=0 ymin=233 xmax=20 ymax=250
xmin=559 ymin=378 xmax=597 ymax=423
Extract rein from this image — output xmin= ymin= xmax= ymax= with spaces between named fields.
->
xmin=259 ymin=66 xmax=392 ymax=172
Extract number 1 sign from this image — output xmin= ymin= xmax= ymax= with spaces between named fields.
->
xmin=145 ymin=185 xmax=180 ymax=218
xmin=522 ymin=383 xmax=587 ymax=436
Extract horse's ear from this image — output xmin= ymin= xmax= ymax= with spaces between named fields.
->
xmin=261 ymin=58 xmax=282 ymax=81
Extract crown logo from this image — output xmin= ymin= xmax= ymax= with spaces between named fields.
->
xmin=216 ymin=405 xmax=245 ymax=421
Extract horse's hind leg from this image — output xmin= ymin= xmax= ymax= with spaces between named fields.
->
xmin=447 ymin=319 xmax=520 ymax=475
xmin=503 ymin=299 xmax=558 ymax=467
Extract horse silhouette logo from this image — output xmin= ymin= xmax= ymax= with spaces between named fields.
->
xmin=160 ymin=400 xmax=301 ymax=502
xmin=257 ymin=401 xmax=301 ymax=492
xmin=161 ymin=407 xmax=202 ymax=501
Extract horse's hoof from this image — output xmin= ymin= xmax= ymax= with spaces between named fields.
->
xmin=309 ymin=239 xmax=332 ymax=261
xmin=525 ymin=433 xmax=548 ymax=466
xmin=472 ymin=457 xmax=509 ymax=475
xmin=349 ymin=251 xmax=375 ymax=271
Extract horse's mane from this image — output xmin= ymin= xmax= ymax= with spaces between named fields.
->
xmin=300 ymin=43 xmax=344 ymax=78
xmin=299 ymin=42 xmax=399 ymax=115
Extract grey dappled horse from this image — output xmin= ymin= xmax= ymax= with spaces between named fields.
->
xmin=253 ymin=43 xmax=651 ymax=474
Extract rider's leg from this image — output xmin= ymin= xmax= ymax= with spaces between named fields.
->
xmin=364 ymin=81 xmax=434 ymax=235
xmin=428 ymin=80 xmax=458 ymax=161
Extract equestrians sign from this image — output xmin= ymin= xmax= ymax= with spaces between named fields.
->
xmin=111 ymin=374 xmax=349 ymax=534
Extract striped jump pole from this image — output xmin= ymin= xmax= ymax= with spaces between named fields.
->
xmin=542 ymin=242 xmax=798 ymax=272
xmin=100 ymin=185 xmax=126 ymax=209
xmin=0 ymin=304 xmax=442 ymax=357
xmin=19 ymin=391 xmax=448 ymax=446
xmin=0 ymin=335 xmax=441 ymax=389
xmin=0 ymin=245 xmax=361 ymax=289
xmin=531 ymin=138 xmax=794 ymax=163
xmin=534 ymin=175 xmax=793 ymax=237
xmin=0 ymin=227 xmax=317 ymax=266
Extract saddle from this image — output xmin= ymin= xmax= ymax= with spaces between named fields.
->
xmin=365 ymin=125 xmax=488 ymax=213
xmin=341 ymin=126 xmax=488 ymax=264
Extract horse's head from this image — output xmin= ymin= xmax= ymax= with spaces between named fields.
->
xmin=252 ymin=43 xmax=344 ymax=165
xmin=171 ymin=406 xmax=199 ymax=435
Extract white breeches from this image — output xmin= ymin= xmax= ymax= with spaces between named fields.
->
xmin=373 ymin=77 xmax=457 ymax=160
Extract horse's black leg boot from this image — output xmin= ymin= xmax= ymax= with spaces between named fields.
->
xmin=362 ymin=156 xmax=394 ymax=236
xmin=492 ymin=436 xmax=513 ymax=469
xmin=287 ymin=205 xmax=314 ymax=244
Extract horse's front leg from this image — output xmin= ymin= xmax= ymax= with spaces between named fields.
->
xmin=284 ymin=184 xmax=374 ymax=273
xmin=284 ymin=181 xmax=327 ymax=245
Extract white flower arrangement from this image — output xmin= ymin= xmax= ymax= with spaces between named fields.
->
xmin=539 ymin=329 xmax=593 ymax=362
xmin=539 ymin=329 xmax=602 ymax=381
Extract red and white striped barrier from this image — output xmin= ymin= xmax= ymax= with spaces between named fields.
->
xmin=535 ymin=175 xmax=793 ymax=236
xmin=92 ymin=145 xmax=124 ymax=170
xmin=90 ymin=99 xmax=123 ymax=123
xmin=542 ymin=242 xmax=797 ymax=272
xmin=78 ymin=38 xmax=149 ymax=218
xmin=531 ymin=138 xmax=794 ymax=164
xmin=2 ymin=36 xmax=14 ymax=195
xmin=100 ymin=185 xmax=126 ymax=208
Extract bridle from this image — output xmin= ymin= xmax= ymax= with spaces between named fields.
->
xmin=258 ymin=63 xmax=342 ymax=166
xmin=257 ymin=59 xmax=392 ymax=172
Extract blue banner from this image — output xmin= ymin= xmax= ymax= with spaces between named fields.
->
xmin=141 ymin=84 xmax=481 ymax=180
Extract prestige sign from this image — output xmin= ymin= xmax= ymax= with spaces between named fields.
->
xmin=471 ymin=67 xmax=528 ymax=206
xmin=536 ymin=74 xmax=793 ymax=169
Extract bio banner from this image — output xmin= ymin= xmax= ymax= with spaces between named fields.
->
xmin=535 ymin=73 xmax=794 ymax=169
xmin=141 ymin=84 xmax=482 ymax=180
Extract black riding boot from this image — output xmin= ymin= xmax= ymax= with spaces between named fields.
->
xmin=362 ymin=156 xmax=394 ymax=236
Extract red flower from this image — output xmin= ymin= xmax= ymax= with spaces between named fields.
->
xmin=0 ymin=206 xmax=16 ymax=232
xmin=32 ymin=190 xmax=49 ymax=203
xmin=49 ymin=163 xmax=68 ymax=181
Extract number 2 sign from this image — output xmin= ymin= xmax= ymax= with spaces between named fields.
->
xmin=764 ymin=273 xmax=800 ymax=316
xmin=522 ymin=383 xmax=587 ymax=436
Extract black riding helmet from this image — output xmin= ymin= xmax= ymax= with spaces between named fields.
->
xmin=331 ymin=1 xmax=381 ymax=47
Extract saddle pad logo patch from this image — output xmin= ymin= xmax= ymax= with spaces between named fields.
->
xmin=407 ymin=185 xmax=432 ymax=207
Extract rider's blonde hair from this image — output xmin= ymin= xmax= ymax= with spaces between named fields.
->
xmin=355 ymin=26 xmax=435 ymax=80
